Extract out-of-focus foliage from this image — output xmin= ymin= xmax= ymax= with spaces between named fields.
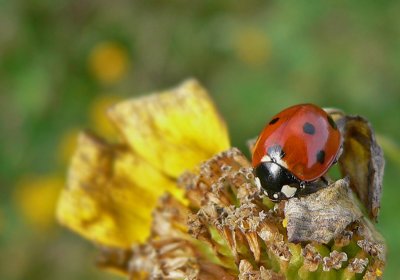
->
xmin=0 ymin=0 xmax=399 ymax=279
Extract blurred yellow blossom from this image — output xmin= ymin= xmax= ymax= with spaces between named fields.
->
xmin=233 ymin=27 xmax=270 ymax=67
xmin=88 ymin=42 xmax=130 ymax=84
xmin=89 ymin=95 xmax=121 ymax=138
xmin=15 ymin=175 xmax=63 ymax=230
xmin=56 ymin=79 xmax=230 ymax=247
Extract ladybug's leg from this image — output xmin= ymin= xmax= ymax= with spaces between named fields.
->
xmin=320 ymin=176 xmax=329 ymax=185
xmin=296 ymin=179 xmax=327 ymax=197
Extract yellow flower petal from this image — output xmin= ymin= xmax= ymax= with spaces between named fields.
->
xmin=57 ymin=79 xmax=230 ymax=247
xmin=57 ymin=132 xmax=178 ymax=247
xmin=15 ymin=175 xmax=63 ymax=230
xmin=108 ymin=79 xmax=230 ymax=178
xmin=88 ymin=42 xmax=129 ymax=84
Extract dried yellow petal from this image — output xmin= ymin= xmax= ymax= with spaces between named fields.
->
xmin=57 ymin=79 xmax=230 ymax=248
xmin=56 ymin=132 xmax=178 ymax=247
xmin=108 ymin=79 xmax=230 ymax=178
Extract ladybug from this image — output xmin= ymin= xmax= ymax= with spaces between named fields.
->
xmin=252 ymin=104 xmax=342 ymax=201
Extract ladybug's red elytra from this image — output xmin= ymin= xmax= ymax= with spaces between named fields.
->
xmin=252 ymin=104 xmax=342 ymax=201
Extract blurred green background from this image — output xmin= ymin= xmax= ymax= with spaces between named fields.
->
xmin=1 ymin=1 xmax=399 ymax=279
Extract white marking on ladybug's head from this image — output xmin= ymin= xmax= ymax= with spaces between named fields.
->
xmin=273 ymin=193 xmax=279 ymax=199
xmin=281 ymin=184 xmax=297 ymax=198
xmin=255 ymin=177 xmax=262 ymax=190
xmin=261 ymin=155 xmax=271 ymax=162
xmin=278 ymin=160 xmax=288 ymax=168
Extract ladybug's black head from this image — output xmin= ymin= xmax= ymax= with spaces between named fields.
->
xmin=254 ymin=161 xmax=299 ymax=201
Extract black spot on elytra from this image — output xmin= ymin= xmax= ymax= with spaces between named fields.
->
xmin=267 ymin=144 xmax=285 ymax=161
xmin=303 ymin=122 xmax=316 ymax=135
xmin=327 ymin=115 xmax=337 ymax=130
xmin=316 ymin=150 xmax=325 ymax=164
xmin=269 ymin=117 xmax=279 ymax=125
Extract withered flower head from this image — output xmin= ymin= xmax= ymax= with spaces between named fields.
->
xmin=56 ymin=79 xmax=386 ymax=279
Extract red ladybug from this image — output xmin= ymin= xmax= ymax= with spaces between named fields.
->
xmin=252 ymin=104 xmax=342 ymax=201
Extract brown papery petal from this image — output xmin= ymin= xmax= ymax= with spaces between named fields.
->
xmin=337 ymin=116 xmax=385 ymax=221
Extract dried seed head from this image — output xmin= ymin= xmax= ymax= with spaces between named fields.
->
xmin=357 ymin=239 xmax=386 ymax=261
xmin=347 ymin=258 xmax=369 ymax=274
xmin=302 ymin=244 xmax=322 ymax=272
xmin=322 ymin=250 xmax=348 ymax=271
xmin=97 ymin=148 xmax=386 ymax=279
xmin=238 ymin=260 xmax=284 ymax=280
xmin=128 ymin=239 xmax=199 ymax=280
